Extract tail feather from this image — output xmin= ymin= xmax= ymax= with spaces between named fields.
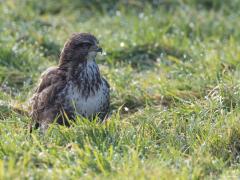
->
xmin=0 ymin=100 xmax=29 ymax=116
xmin=0 ymin=100 xmax=38 ymax=133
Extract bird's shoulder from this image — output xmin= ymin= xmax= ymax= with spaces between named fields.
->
xmin=31 ymin=66 xmax=67 ymax=112
xmin=36 ymin=66 xmax=67 ymax=93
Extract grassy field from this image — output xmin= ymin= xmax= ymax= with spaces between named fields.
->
xmin=0 ymin=0 xmax=240 ymax=179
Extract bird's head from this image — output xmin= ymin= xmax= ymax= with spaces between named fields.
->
xmin=59 ymin=33 xmax=102 ymax=67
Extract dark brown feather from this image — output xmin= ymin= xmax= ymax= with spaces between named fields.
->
xmin=30 ymin=67 xmax=67 ymax=130
xmin=30 ymin=33 xmax=110 ymax=132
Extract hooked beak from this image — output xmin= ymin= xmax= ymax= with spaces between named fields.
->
xmin=96 ymin=47 xmax=102 ymax=54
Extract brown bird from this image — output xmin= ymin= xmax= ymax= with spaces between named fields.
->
xmin=30 ymin=33 xmax=110 ymax=132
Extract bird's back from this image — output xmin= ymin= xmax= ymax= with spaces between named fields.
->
xmin=30 ymin=67 xmax=67 ymax=129
xmin=30 ymin=32 xmax=110 ymax=131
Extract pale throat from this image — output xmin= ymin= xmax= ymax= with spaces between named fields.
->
xmin=86 ymin=51 xmax=97 ymax=61
xmin=75 ymin=52 xmax=101 ymax=83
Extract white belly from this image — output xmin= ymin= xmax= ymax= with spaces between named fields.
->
xmin=63 ymin=81 xmax=109 ymax=117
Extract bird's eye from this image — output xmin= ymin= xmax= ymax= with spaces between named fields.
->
xmin=78 ymin=42 xmax=91 ymax=48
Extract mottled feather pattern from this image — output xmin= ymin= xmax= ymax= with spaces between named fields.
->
xmin=59 ymin=59 xmax=109 ymax=119
xmin=30 ymin=67 xmax=67 ymax=125
xmin=30 ymin=33 xmax=110 ymax=131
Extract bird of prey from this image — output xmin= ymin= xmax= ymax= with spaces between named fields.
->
xmin=30 ymin=33 xmax=110 ymax=131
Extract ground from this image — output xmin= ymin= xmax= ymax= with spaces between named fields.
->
xmin=0 ymin=0 xmax=240 ymax=179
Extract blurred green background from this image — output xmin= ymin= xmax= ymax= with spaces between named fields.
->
xmin=0 ymin=0 xmax=240 ymax=179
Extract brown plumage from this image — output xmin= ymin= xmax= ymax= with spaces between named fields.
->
xmin=30 ymin=33 xmax=110 ymax=132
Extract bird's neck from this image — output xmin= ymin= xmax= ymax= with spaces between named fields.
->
xmin=58 ymin=53 xmax=103 ymax=91
xmin=58 ymin=56 xmax=100 ymax=80
xmin=70 ymin=59 xmax=102 ymax=96
xmin=76 ymin=59 xmax=100 ymax=79
xmin=73 ymin=59 xmax=102 ymax=89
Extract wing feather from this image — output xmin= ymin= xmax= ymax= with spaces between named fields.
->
xmin=30 ymin=67 xmax=67 ymax=125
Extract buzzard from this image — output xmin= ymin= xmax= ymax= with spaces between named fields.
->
xmin=30 ymin=33 xmax=110 ymax=131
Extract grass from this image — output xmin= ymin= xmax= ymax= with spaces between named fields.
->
xmin=0 ymin=0 xmax=240 ymax=179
